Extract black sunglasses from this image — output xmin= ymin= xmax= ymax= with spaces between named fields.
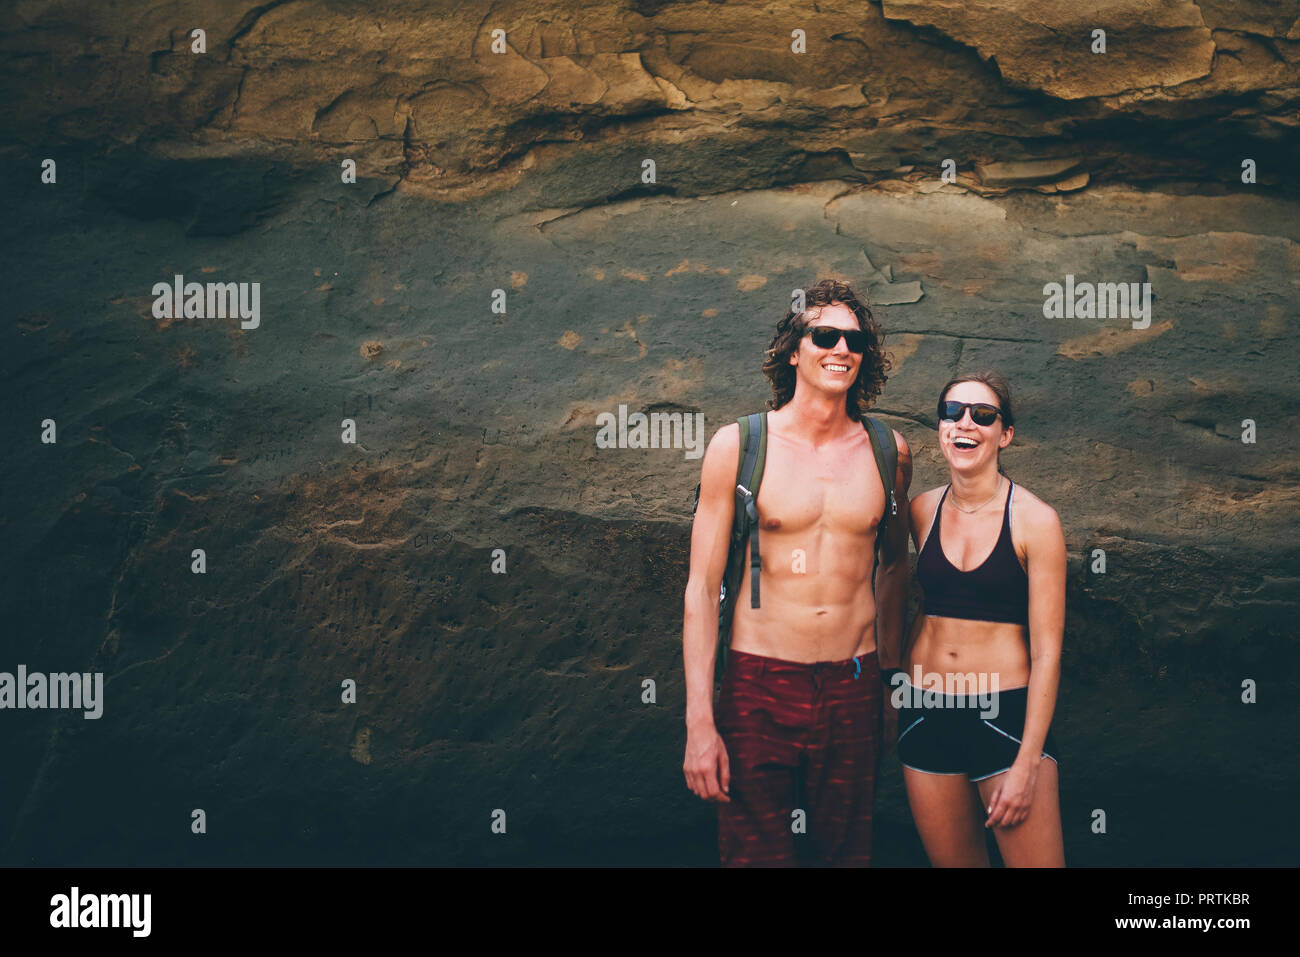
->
xmin=803 ymin=325 xmax=868 ymax=353
xmin=938 ymin=400 xmax=1002 ymax=426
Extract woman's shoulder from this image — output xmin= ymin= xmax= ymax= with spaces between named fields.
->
xmin=1009 ymin=480 xmax=1062 ymax=533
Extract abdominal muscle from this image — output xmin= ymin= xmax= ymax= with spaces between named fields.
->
xmin=728 ymin=527 xmax=877 ymax=664
xmin=904 ymin=613 xmax=1030 ymax=693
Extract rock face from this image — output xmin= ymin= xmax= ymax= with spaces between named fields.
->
xmin=882 ymin=0 xmax=1218 ymax=98
xmin=1 ymin=1 xmax=1297 ymax=866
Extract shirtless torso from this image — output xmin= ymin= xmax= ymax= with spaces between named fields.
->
xmin=727 ymin=405 xmax=889 ymax=663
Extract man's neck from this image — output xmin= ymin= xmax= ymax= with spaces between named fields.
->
xmin=777 ymin=390 xmax=855 ymax=447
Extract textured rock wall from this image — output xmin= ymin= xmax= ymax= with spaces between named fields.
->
xmin=1 ymin=0 xmax=1298 ymax=865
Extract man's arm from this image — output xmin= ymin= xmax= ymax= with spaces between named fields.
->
xmin=873 ymin=430 xmax=913 ymax=670
xmin=682 ymin=423 xmax=740 ymax=802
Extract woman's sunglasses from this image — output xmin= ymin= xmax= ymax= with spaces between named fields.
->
xmin=938 ymin=400 xmax=1002 ymax=426
xmin=803 ymin=325 xmax=868 ymax=353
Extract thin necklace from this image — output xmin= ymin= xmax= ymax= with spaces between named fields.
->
xmin=948 ymin=476 xmax=1003 ymax=513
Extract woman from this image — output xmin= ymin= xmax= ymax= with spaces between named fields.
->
xmin=894 ymin=371 xmax=1066 ymax=866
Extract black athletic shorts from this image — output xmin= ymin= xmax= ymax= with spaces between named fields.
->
xmin=892 ymin=679 xmax=1059 ymax=782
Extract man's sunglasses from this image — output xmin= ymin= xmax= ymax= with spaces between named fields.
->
xmin=938 ymin=400 xmax=1002 ymax=426
xmin=802 ymin=325 xmax=868 ymax=353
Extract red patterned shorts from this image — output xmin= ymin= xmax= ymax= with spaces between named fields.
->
xmin=715 ymin=648 xmax=882 ymax=867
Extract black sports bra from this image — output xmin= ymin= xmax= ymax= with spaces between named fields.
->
xmin=915 ymin=479 xmax=1029 ymax=626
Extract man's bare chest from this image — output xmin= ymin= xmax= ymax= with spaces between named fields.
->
xmin=755 ymin=439 xmax=883 ymax=538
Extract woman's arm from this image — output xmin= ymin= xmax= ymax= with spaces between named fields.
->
xmin=985 ymin=494 xmax=1065 ymax=829
xmin=1017 ymin=500 xmax=1066 ymax=763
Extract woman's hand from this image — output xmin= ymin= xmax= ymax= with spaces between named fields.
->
xmin=984 ymin=757 xmax=1038 ymax=829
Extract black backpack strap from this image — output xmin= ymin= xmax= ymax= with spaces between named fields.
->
xmin=737 ymin=412 xmax=766 ymax=607
xmin=863 ymin=416 xmax=898 ymax=578
xmin=713 ymin=413 xmax=768 ymax=682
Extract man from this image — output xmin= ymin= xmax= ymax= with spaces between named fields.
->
xmin=683 ymin=278 xmax=912 ymax=866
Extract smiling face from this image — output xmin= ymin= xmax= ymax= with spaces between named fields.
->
xmin=788 ymin=302 xmax=862 ymax=396
xmin=939 ymin=380 xmax=1013 ymax=473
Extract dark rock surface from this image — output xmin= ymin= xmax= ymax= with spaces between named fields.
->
xmin=1 ymin=0 xmax=1297 ymax=866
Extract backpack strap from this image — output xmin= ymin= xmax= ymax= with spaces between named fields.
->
xmin=737 ymin=412 xmax=767 ymax=608
xmin=862 ymin=416 xmax=898 ymax=579
xmin=707 ymin=412 xmax=768 ymax=681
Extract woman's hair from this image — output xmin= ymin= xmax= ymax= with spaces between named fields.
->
xmin=761 ymin=278 xmax=890 ymax=421
xmin=937 ymin=369 xmax=1015 ymax=475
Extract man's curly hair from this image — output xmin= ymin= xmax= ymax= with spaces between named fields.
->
xmin=761 ymin=278 xmax=891 ymax=421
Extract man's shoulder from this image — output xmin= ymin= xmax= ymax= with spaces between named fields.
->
xmin=856 ymin=413 xmax=907 ymax=441
xmin=856 ymin=416 xmax=912 ymax=465
xmin=706 ymin=420 xmax=742 ymax=454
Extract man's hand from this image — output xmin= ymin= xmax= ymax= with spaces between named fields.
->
xmin=684 ymin=723 xmax=731 ymax=803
